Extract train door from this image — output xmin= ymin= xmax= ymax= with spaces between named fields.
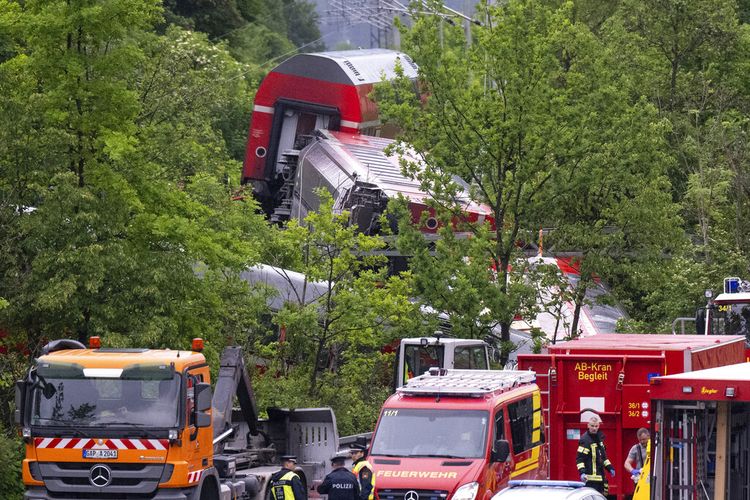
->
xmin=267 ymin=100 xmax=340 ymax=179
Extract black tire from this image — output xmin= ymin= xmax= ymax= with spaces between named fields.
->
xmin=199 ymin=479 xmax=220 ymax=500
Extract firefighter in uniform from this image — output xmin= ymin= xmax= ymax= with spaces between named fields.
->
xmin=577 ymin=416 xmax=615 ymax=494
xmin=271 ymin=455 xmax=307 ymax=500
xmin=350 ymin=443 xmax=375 ymax=500
xmin=318 ymin=455 xmax=360 ymax=500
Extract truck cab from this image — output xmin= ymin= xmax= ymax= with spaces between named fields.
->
xmin=370 ymin=369 xmax=548 ymax=500
xmin=395 ymin=337 xmax=491 ymax=389
xmin=15 ymin=338 xmax=344 ymax=500
xmin=701 ymin=277 xmax=750 ymax=340
xmin=673 ymin=277 xmax=750 ymax=344
xmin=16 ymin=338 xmax=217 ymax=499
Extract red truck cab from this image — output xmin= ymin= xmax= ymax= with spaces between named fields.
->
xmin=369 ymin=369 xmax=548 ymax=500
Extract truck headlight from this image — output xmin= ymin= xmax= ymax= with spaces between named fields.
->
xmin=452 ymin=482 xmax=479 ymax=500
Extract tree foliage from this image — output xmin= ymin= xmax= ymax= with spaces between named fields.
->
xmin=250 ymin=192 xmax=423 ymax=434
xmin=0 ymin=1 xmax=267 ymax=356
xmin=163 ymin=0 xmax=323 ymax=62
xmin=376 ymin=0 xmax=681 ymax=346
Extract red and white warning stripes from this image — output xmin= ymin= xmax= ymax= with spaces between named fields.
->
xmin=34 ymin=437 xmax=169 ymax=450
xmin=187 ymin=469 xmax=203 ymax=484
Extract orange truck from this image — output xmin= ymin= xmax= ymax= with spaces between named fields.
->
xmin=15 ymin=338 xmax=346 ymax=500
xmin=368 ymin=369 xmax=548 ymax=500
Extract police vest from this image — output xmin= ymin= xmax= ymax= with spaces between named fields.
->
xmin=272 ymin=470 xmax=300 ymax=500
xmin=353 ymin=460 xmax=375 ymax=500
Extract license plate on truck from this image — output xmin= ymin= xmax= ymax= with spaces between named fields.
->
xmin=83 ymin=449 xmax=118 ymax=459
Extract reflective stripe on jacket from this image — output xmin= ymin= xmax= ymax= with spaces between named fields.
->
xmin=272 ymin=470 xmax=301 ymax=500
xmin=353 ymin=459 xmax=375 ymax=500
xmin=576 ymin=432 xmax=613 ymax=483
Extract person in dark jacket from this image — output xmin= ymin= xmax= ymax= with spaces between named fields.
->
xmin=577 ymin=415 xmax=615 ymax=494
xmin=350 ymin=443 xmax=375 ymax=500
xmin=318 ymin=455 xmax=360 ymax=500
xmin=271 ymin=455 xmax=307 ymax=500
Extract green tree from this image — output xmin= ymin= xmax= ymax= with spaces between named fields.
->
xmin=251 ymin=193 xmax=422 ymax=433
xmin=377 ymin=0 xmax=679 ymax=352
xmin=616 ymin=0 xmax=739 ymax=114
xmin=389 ymin=198 xmax=534 ymax=359
xmin=282 ymin=0 xmax=324 ymax=52
xmin=261 ymin=192 xmax=418 ymax=393
xmin=539 ymin=94 xmax=682 ymax=334
xmin=165 ymin=0 xmax=246 ymax=37
xmin=162 ymin=0 xmax=323 ymax=63
xmin=598 ymin=0 xmax=750 ymax=326
xmin=0 ymin=1 xmax=267 ymax=355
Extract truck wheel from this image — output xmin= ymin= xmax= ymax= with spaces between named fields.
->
xmin=199 ymin=481 xmax=220 ymax=500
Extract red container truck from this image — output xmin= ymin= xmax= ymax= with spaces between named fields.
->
xmin=517 ymin=334 xmax=745 ymax=499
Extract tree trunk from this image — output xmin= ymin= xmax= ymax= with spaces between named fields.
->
xmin=570 ymin=280 xmax=588 ymax=338
xmin=309 ymin=338 xmax=325 ymax=396
xmin=499 ymin=321 xmax=511 ymax=364
xmin=77 ymin=308 xmax=91 ymax=345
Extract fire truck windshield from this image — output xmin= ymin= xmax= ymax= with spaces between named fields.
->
xmin=713 ymin=302 xmax=750 ymax=339
xmin=371 ymin=408 xmax=488 ymax=458
xmin=30 ymin=363 xmax=181 ymax=428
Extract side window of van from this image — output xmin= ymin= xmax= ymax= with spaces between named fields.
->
xmin=494 ymin=410 xmax=505 ymax=441
xmin=508 ymin=397 xmax=534 ymax=454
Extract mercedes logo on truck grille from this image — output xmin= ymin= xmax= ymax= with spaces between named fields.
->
xmin=89 ymin=464 xmax=112 ymax=487
xmin=405 ymin=491 xmax=419 ymax=500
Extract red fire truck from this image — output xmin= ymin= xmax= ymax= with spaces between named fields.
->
xmin=674 ymin=277 xmax=750 ymax=342
xmin=517 ymin=334 xmax=745 ymax=499
xmin=646 ymin=361 xmax=750 ymax=499
xmin=368 ymin=369 xmax=548 ymax=500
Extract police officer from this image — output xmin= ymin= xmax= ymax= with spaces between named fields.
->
xmin=271 ymin=455 xmax=307 ymax=500
xmin=576 ymin=415 xmax=615 ymax=495
xmin=318 ymin=455 xmax=360 ymax=500
xmin=350 ymin=443 xmax=375 ymax=500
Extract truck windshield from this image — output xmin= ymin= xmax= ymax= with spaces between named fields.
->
xmin=30 ymin=364 xmax=181 ymax=428
xmin=713 ymin=302 xmax=750 ymax=339
xmin=371 ymin=408 xmax=488 ymax=458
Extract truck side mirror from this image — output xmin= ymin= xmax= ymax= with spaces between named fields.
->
xmin=194 ymin=382 xmax=213 ymax=412
xmin=492 ymin=439 xmax=510 ymax=463
xmin=14 ymin=381 xmax=26 ymax=425
xmin=195 ymin=411 xmax=212 ymax=428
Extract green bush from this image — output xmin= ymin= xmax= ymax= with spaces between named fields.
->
xmin=0 ymin=427 xmax=24 ymax=500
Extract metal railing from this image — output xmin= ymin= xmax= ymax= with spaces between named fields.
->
xmin=672 ymin=317 xmax=696 ymax=335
